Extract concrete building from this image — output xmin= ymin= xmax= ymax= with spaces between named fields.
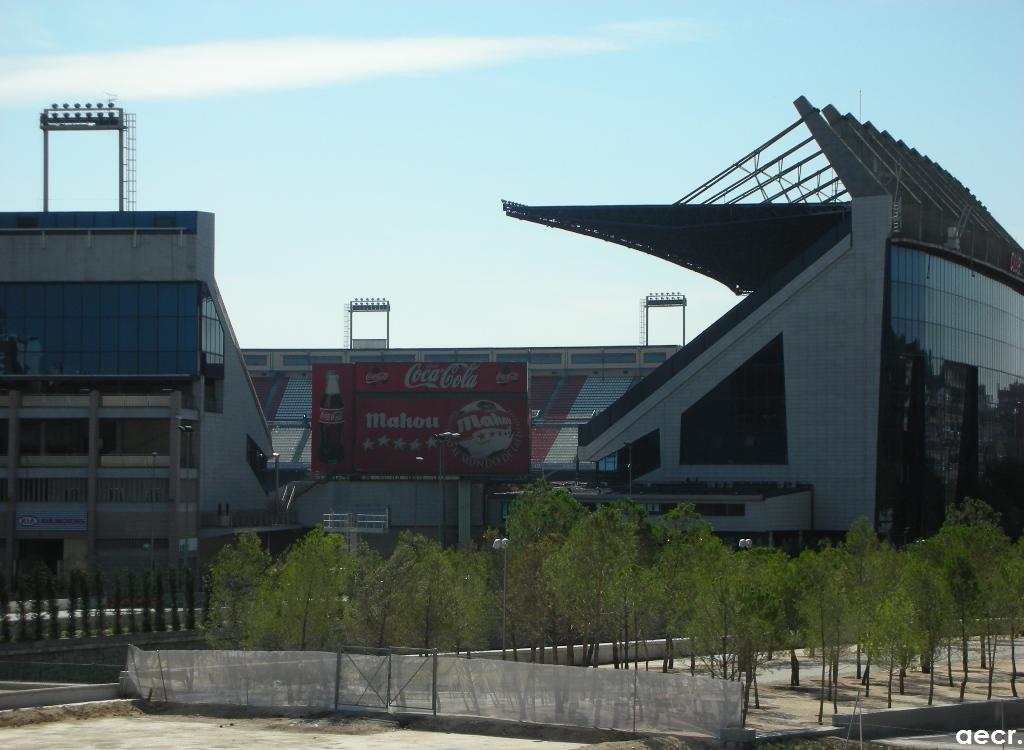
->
xmin=505 ymin=96 xmax=1024 ymax=544
xmin=0 ymin=211 xmax=274 ymax=576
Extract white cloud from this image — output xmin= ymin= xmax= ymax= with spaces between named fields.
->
xmin=0 ymin=32 xmax=631 ymax=105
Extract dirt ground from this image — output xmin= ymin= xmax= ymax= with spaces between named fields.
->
xmin=0 ymin=701 xmax=711 ymax=750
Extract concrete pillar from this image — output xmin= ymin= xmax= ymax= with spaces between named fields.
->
xmin=4 ymin=390 xmax=20 ymax=579
xmin=86 ymin=390 xmax=99 ymax=568
xmin=458 ymin=479 xmax=471 ymax=546
xmin=168 ymin=392 xmax=182 ymax=567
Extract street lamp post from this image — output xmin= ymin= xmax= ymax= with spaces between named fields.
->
xmin=433 ymin=432 xmax=461 ymax=546
xmin=492 ymin=537 xmax=509 ymax=659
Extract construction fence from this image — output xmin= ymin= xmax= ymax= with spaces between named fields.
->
xmin=127 ymin=645 xmax=742 ymax=736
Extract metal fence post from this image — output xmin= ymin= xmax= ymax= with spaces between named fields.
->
xmin=385 ymin=647 xmax=392 ymax=712
xmin=334 ymin=649 xmax=342 ymax=711
xmin=156 ymin=649 xmax=168 ymax=702
xmin=432 ymin=649 xmax=439 ymax=716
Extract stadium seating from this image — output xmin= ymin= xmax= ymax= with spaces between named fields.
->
xmin=530 ymin=426 xmax=561 ymax=467
xmin=251 ymin=376 xmax=273 ymax=410
xmin=528 ymin=375 xmax=559 ymax=418
xmin=271 ymin=426 xmax=308 ymax=463
xmin=275 ymin=377 xmax=312 ymax=421
xmin=545 ymin=426 xmax=580 ymax=465
xmin=567 ymin=376 xmax=635 ymax=420
xmin=542 ymin=376 xmax=587 ymax=420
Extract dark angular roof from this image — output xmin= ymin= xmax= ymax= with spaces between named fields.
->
xmin=502 ymin=201 xmax=848 ymax=295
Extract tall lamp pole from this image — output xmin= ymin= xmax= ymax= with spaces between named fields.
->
xmin=433 ymin=431 xmax=461 ymax=546
xmin=492 ymin=537 xmax=509 ymax=659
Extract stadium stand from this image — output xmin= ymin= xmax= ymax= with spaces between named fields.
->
xmin=530 ymin=426 xmax=561 ymax=467
xmin=263 ymin=372 xmax=287 ymax=420
xmin=251 ymin=376 xmax=273 ymax=410
xmin=567 ymin=376 xmax=635 ymax=420
xmin=542 ymin=376 xmax=587 ymax=421
xmin=546 ymin=426 xmax=580 ymax=465
xmin=271 ymin=426 xmax=308 ymax=463
xmin=276 ymin=377 xmax=313 ymax=421
xmin=528 ymin=375 xmax=559 ymax=419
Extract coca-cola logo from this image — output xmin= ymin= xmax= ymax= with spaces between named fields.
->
xmin=319 ymin=408 xmax=344 ymax=424
xmin=1011 ymin=251 xmax=1023 ymax=276
xmin=404 ymin=363 xmax=479 ymax=390
xmin=495 ymin=368 xmax=520 ymax=385
xmin=364 ymin=367 xmax=390 ymax=386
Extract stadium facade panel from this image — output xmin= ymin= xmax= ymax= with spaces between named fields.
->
xmin=506 ymin=96 xmax=1024 ymax=542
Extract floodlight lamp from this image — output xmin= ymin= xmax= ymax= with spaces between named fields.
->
xmin=74 ymin=102 xmax=80 ymax=108
xmin=50 ymin=102 xmax=58 ymax=108
xmin=62 ymin=103 xmax=69 ymax=109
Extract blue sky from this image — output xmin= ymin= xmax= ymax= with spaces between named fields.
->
xmin=1 ymin=1 xmax=1021 ymax=349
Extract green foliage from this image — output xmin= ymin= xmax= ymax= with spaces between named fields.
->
xmin=247 ymin=528 xmax=351 ymax=650
xmin=184 ymin=567 xmax=197 ymax=630
xmin=112 ymin=574 xmax=123 ymax=636
xmin=169 ymin=569 xmax=181 ymax=631
xmin=46 ymin=572 xmax=60 ymax=640
xmin=141 ymin=572 xmax=153 ymax=633
xmin=79 ymin=570 xmax=91 ymax=638
xmin=125 ymin=572 xmax=138 ymax=634
xmin=204 ymin=532 xmax=270 ymax=647
xmin=92 ymin=570 xmax=105 ymax=635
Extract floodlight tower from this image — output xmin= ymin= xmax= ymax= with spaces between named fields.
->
xmin=639 ymin=292 xmax=687 ymax=346
xmin=39 ymin=101 xmax=136 ymax=211
xmin=344 ymin=298 xmax=391 ymax=349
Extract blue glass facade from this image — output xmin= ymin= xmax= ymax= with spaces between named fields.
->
xmin=0 ymin=281 xmax=222 ymax=377
xmin=878 ymin=245 xmax=1024 ymax=539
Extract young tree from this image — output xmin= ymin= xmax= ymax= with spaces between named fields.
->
xmin=344 ymin=542 xmax=413 ymax=648
xmin=16 ymin=575 xmax=29 ymax=642
xmin=112 ymin=574 xmax=124 ymax=636
xmin=799 ymin=546 xmax=849 ymax=723
xmin=31 ymin=566 xmax=45 ymax=641
xmin=844 ymin=517 xmax=880 ymax=680
xmin=247 ymin=527 xmax=351 ymax=650
xmin=169 ymin=569 xmax=181 ymax=631
xmin=870 ymin=588 xmax=920 ymax=708
xmin=141 ymin=572 xmax=153 ymax=633
xmin=46 ymin=571 xmax=60 ymax=640
xmin=93 ymin=570 xmax=105 ymax=635
xmin=1004 ymin=547 xmax=1024 ymax=697
xmin=903 ymin=542 xmax=953 ymax=705
xmin=79 ymin=570 xmax=92 ymax=638
xmin=65 ymin=573 xmax=77 ymax=638
xmin=204 ymin=533 xmax=271 ymax=647
xmin=126 ymin=572 xmax=138 ymax=633
xmin=184 ymin=567 xmax=197 ymax=630
xmin=154 ymin=571 xmax=166 ymax=632
xmin=447 ymin=547 xmax=491 ymax=655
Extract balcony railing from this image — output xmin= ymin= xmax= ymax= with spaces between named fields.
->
xmin=1 ymin=393 xmax=194 ymax=409
xmin=20 ymin=395 xmax=90 ymax=408
xmin=200 ymin=509 xmax=298 ymax=529
xmin=323 ymin=511 xmax=390 ymax=534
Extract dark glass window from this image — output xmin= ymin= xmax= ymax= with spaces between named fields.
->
xmin=282 ymin=355 xmax=310 ymax=366
xmin=0 ymin=281 xmax=201 ymax=376
xmin=244 ymin=354 xmax=268 ymax=367
xmin=529 ymin=353 xmax=562 ymax=365
xmin=878 ymin=245 xmax=1024 ymax=540
xmin=679 ymin=335 xmax=788 ymax=465
xmin=643 ymin=351 xmax=667 ymax=363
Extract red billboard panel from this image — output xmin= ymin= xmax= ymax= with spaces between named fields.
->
xmin=311 ymin=364 xmax=355 ymax=474
xmin=355 ymin=362 xmax=527 ymax=394
xmin=311 ymin=362 xmax=529 ymax=476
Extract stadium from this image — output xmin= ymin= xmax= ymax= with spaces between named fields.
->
xmin=1 ymin=95 xmax=1022 ymax=576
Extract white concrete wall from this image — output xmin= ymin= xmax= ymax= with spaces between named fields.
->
xmin=579 ymin=196 xmax=891 ymax=532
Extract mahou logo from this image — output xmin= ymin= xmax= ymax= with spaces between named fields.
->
xmin=404 ymin=363 xmax=479 ymax=390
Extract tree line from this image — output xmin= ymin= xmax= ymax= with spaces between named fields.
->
xmin=0 ymin=566 xmax=199 ymax=642
xmin=204 ymin=483 xmax=1024 ymax=723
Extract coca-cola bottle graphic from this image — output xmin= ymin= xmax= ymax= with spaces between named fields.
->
xmin=318 ymin=370 xmax=345 ymax=465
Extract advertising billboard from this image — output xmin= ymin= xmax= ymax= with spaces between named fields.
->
xmin=311 ymin=362 xmax=529 ymax=476
xmin=311 ymin=364 xmax=355 ymax=475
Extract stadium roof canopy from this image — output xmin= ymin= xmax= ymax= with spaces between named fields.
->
xmin=504 ymin=96 xmax=1023 ymax=295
